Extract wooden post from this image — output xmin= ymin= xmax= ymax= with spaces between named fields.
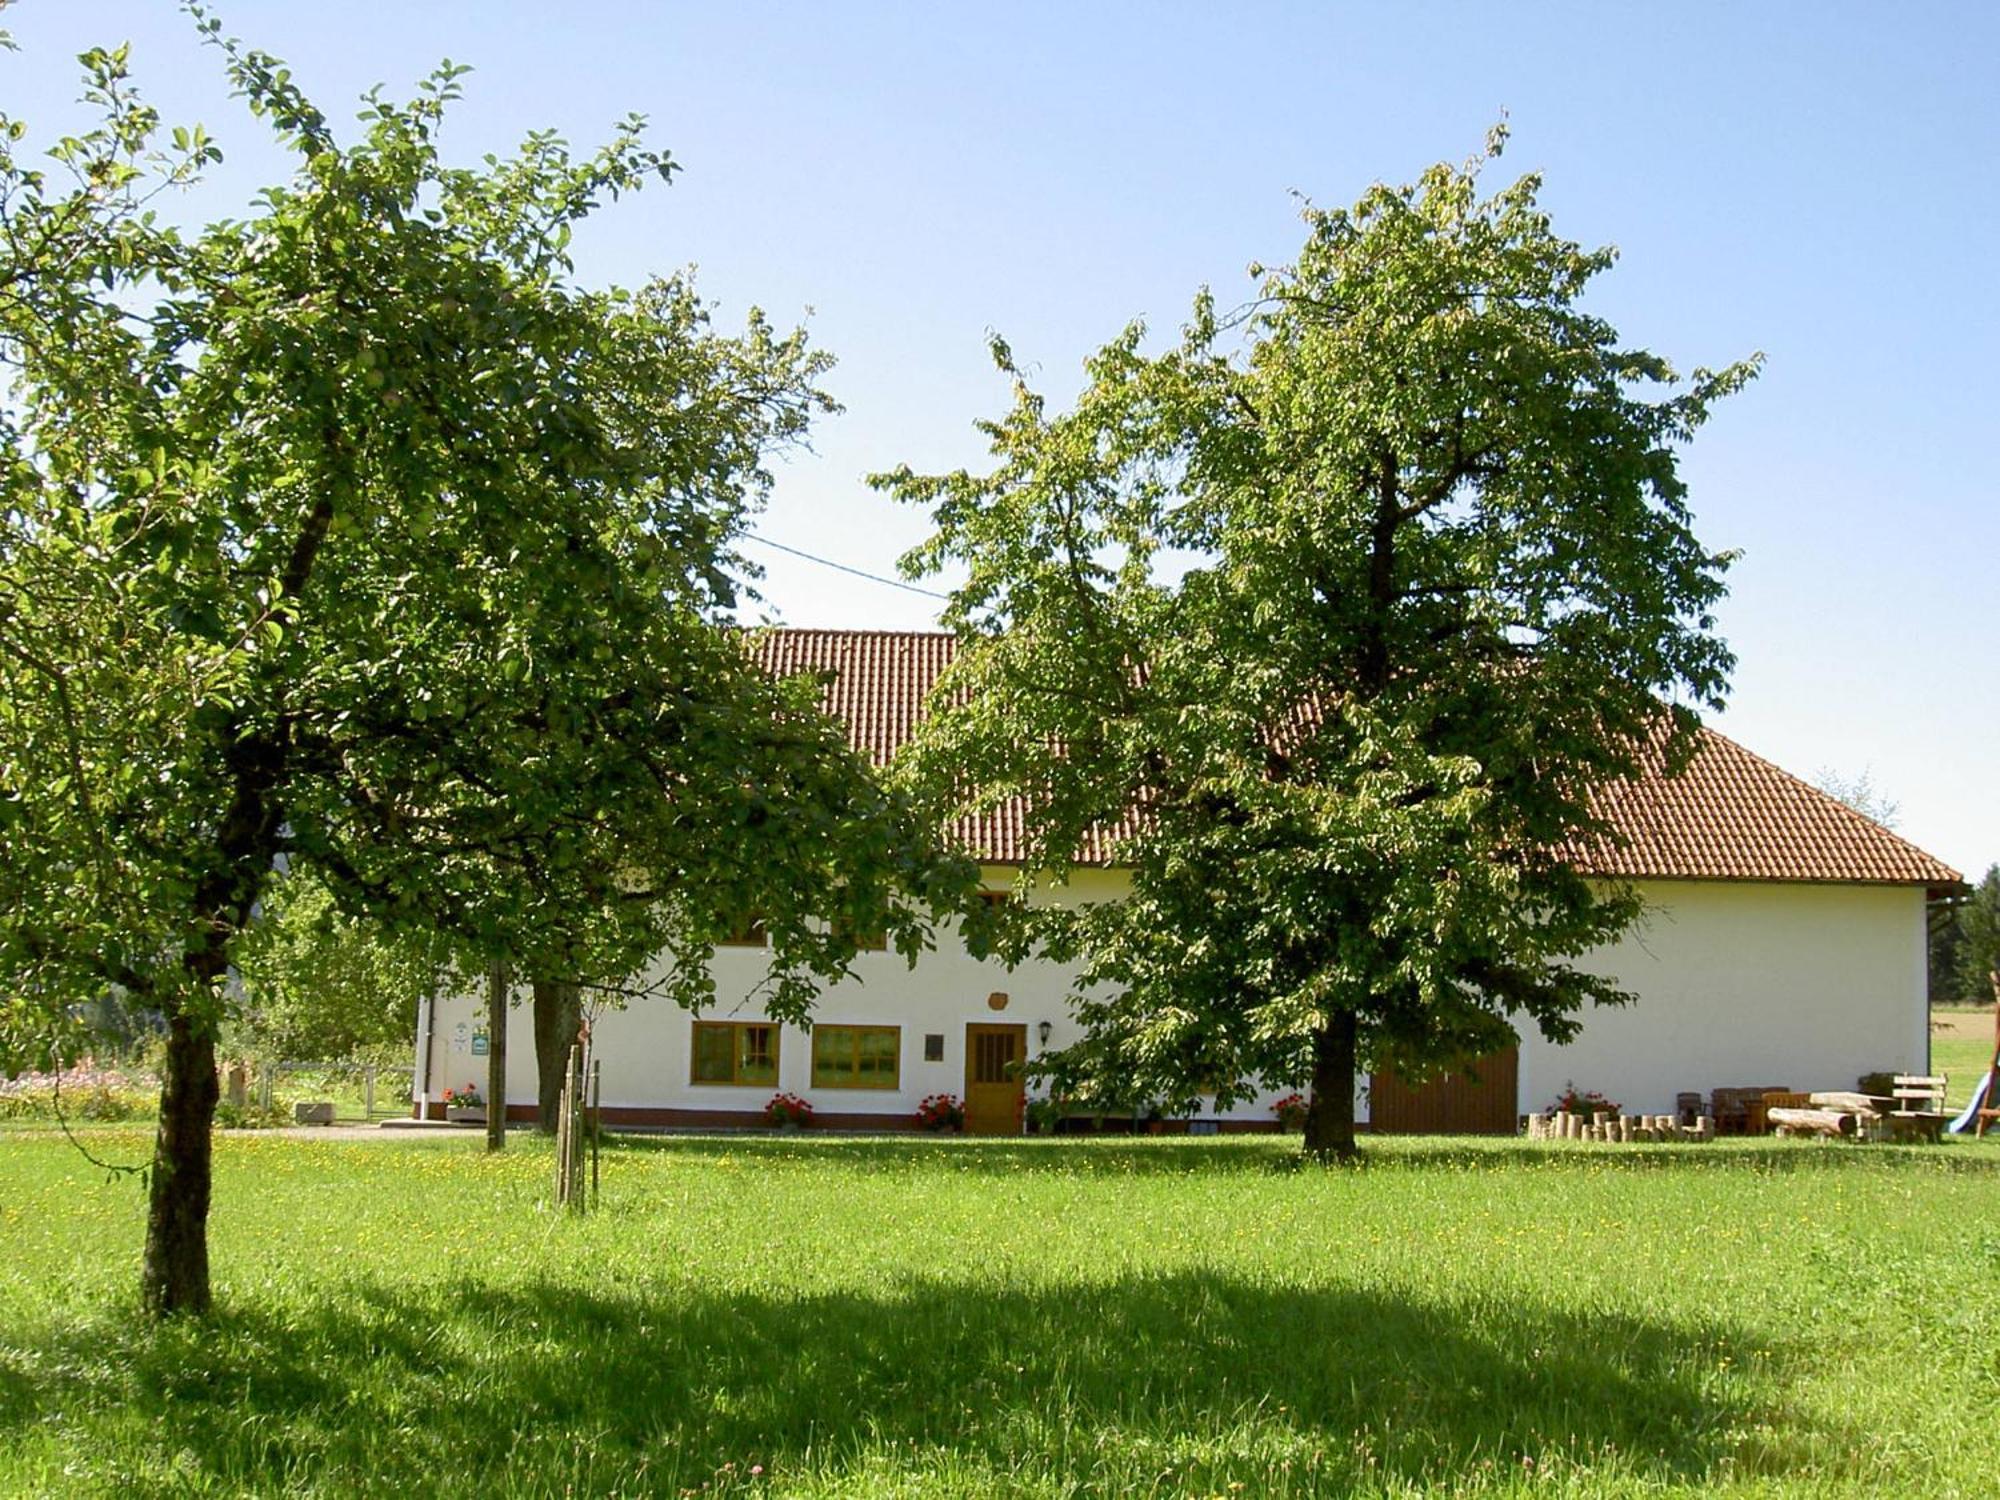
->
xmin=555 ymin=1042 xmax=590 ymax=1213
xmin=569 ymin=1044 xmax=585 ymax=1213
xmin=589 ymin=1057 xmax=601 ymax=1207
xmin=363 ymin=1065 xmax=376 ymax=1118
xmin=557 ymin=1060 xmax=570 ymax=1204
xmin=485 ymin=961 xmax=509 ymax=1153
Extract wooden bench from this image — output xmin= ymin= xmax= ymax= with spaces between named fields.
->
xmin=1889 ymin=1074 xmax=1948 ymax=1143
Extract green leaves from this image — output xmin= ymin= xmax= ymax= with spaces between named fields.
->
xmin=0 ymin=23 xmax=957 ymax=1089
xmin=890 ymin=136 xmax=1754 ymax=1141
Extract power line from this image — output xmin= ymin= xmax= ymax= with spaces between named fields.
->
xmin=743 ymin=532 xmax=952 ymax=600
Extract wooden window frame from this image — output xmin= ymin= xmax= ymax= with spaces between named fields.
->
xmin=690 ymin=1020 xmax=781 ymax=1086
xmin=718 ymin=916 xmax=768 ymax=948
xmin=811 ymin=1024 xmax=901 ymax=1091
xmin=976 ymin=891 xmax=1015 ymax=912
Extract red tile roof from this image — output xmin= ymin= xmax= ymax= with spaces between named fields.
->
xmin=751 ymin=628 xmax=1961 ymax=887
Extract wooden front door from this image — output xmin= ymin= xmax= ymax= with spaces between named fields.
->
xmin=964 ymin=1023 xmax=1026 ymax=1136
xmin=1369 ymin=1046 xmax=1519 ymax=1135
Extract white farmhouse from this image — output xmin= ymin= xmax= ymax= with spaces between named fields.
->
xmin=415 ymin=629 xmax=1960 ymax=1134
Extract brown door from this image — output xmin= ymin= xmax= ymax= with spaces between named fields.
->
xmin=964 ymin=1023 xmax=1026 ymax=1136
xmin=1369 ymin=1046 xmax=1519 ymax=1134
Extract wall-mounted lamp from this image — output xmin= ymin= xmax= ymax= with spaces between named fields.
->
xmin=1037 ymin=1020 xmax=1053 ymax=1048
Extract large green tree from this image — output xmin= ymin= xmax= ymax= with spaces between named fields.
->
xmin=230 ymin=870 xmax=447 ymax=1062
xmin=1 ymin=29 xmax=967 ymax=1314
xmin=880 ymin=132 xmax=1756 ymax=1157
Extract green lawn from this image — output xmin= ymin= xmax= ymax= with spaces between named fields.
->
xmin=3 ymin=1131 xmax=1999 ymax=1497
xmin=1931 ymin=1007 xmax=1996 ymax=1112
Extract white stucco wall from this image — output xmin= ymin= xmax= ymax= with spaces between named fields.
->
xmin=1518 ymin=880 xmax=1929 ymax=1116
xmin=418 ymin=872 xmax=1930 ymax=1130
xmin=420 ymin=867 xmax=1127 ymax=1122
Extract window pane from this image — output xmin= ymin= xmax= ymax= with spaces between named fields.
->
xmin=693 ymin=1024 xmax=734 ymax=1083
xmin=739 ymin=1025 xmax=777 ymax=1084
xmin=974 ymin=1030 xmax=1017 ymax=1084
xmin=858 ymin=1029 xmax=898 ymax=1084
xmin=812 ymin=1027 xmax=855 ymax=1088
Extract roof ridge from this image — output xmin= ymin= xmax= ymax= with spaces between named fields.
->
xmin=745 ymin=624 xmax=954 ymax=640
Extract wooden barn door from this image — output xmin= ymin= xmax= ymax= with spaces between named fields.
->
xmin=1368 ymin=1046 xmax=1519 ymax=1134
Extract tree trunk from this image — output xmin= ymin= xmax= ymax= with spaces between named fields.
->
xmin=141 ymin=1008 xmax=220 ymax=1316
xmin=532 ymin=977 xmax=583 ymax=1133
xmin=1767 ymin=1107 xmax=1857 ymax=1139
xmin=485 ymin=961 xmax=509 ymax=1153
xmin=1303 ymin=1009 xmax=1360 ymax=1160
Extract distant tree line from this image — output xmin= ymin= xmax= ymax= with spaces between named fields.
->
xmin=1934 ymin=864 xmax=2000 ymax=1005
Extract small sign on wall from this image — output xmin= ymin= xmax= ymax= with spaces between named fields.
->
xmin=471 ymin=1030 xmax=489 ymax=1057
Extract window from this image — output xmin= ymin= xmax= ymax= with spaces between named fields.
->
xmin=977 ymin=891 xmax=1015 ymax=912
xmin=691 ymin=1021 xmax=779 ymax=1085
xmin=719 ymin=916 xmax=768 ymax=948
xmin=811 ymin=1025 xmax=901 ymax=1090
xmin=831 ymin=915 xmax=887 ymax=952
xmin=923 ymin=1032 xmax=945 ymax=1062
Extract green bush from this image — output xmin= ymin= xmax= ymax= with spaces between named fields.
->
xmin=213 ymin=1101 xmax=289 ymax=1131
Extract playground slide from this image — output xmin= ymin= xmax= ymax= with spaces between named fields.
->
xmin=1948 ymin=1071 xmax=1992 ymax=1135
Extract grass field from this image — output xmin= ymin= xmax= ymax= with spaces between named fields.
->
xmin=1931 ymin=1006 xmax=1997 ymax=1111
xmin=3 ymin=1131 xmax=1999 ymax=1498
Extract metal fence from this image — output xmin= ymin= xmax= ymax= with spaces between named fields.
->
xmin=235 ymin=1061 xmax=417 ymax=1120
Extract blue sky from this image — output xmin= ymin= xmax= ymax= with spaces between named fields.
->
xmin=9 ymin=2 xmax=1995 ymax=878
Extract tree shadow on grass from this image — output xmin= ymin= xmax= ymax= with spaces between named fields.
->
xmin=0 ymin=1267 xmax=1852 ymax=1495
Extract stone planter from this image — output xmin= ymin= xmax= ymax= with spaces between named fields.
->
xmin=446 ymin=1106 xmax=486 ymax=1125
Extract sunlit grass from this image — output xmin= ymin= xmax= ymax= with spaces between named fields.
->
xmin=1931 ymin=1006 xmax=1996 ymax=1111
xmin=3 ymin=1130 xmax=1998 ymax=1496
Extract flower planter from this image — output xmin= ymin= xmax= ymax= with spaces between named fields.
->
xmin=446 ymin=1106 xmax=486 ymax=1125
